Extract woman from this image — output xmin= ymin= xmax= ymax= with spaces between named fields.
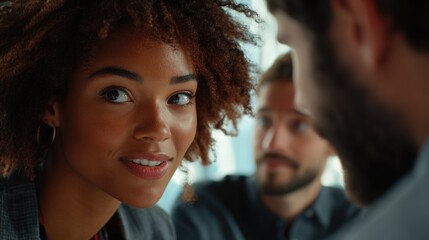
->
xmin=0 ymin=0 xmax=259 ymax=239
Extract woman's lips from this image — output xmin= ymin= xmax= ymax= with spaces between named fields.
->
xmin=120 ymin=152 xmax=172 ymax=180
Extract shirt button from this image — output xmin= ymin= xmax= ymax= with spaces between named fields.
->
xmin=305 ymin=209 xmax=314 ymax=218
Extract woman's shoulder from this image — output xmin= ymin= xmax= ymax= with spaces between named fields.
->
xmin=0 ymin=170 xmax=39 ymax=240
xmin=118 ymin=204 xmax=176 ymax=240
xmin=1 ymin=169 xmax=33 ymax=186
xmin=0 ymin=170 xmax=38 ymax=201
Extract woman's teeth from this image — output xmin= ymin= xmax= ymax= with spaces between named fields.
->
xmin=131 ymin=159 xmax=162 ymax=167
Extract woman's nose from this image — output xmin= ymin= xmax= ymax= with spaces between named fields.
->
xmin=133 ymin=102 xmax=172 ymax=143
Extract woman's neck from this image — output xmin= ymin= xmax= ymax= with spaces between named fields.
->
xmin=38 ymin=160 xmax=121 ymax=239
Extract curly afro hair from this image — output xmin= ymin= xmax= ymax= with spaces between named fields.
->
xmin=0 ymin=0 xmax=261 ymax=176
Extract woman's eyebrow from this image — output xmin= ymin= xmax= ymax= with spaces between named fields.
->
xmin=89 ymin=67 xmax=197 ymax=84
xmin=89 ymin=67 xmax=142 ymax=82
xmin=170 ymin=74 xmax=198 ymax=84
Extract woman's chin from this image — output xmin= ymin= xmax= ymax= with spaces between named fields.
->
xmin=120 ymin=190 xmax=164 ymax=208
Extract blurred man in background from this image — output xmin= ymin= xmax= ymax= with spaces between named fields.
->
xmin=172 ymin=53 xmax=359 ymax=240
xmin=266 ymin=0 xmax=423 ymax=239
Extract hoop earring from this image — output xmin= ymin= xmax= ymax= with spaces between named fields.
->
xmin=36 ymin=124 xmax=56 ymax=145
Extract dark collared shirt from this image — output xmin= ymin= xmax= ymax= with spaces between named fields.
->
xmin=173 ymin=175 xmax=360 ymax=240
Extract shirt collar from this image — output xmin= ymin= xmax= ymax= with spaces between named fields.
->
xmin=248 ymin=176 xmax=334 ymax=228
xmin=413 ymin=137 xmax=429 ymax=177
xmin=247 ymin=176 xmax=286 ymax=226
xmin=247 ymin=176 xmax=278 ymax=218
xmin=309 ymin=187 xmax=335 ymax=229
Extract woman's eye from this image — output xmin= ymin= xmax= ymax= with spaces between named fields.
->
xmin=100 ymin=88 xmax=131 ymax=103
xmin=168 ymin=92 xmax=194 ymax=106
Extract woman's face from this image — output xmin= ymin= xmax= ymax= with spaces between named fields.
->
xmin=48 ymin=29 xmax=197 ymax=207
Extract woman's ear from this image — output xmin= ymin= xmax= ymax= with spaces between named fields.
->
xmin=40 ymin=99 xmax=61 ymax=127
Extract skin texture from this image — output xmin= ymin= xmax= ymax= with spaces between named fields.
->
xmin=271 ymin=4 xmax=418 ymax=206
xmin=39 ymin=29 xmax=197 ymax=239
xmin=253 ymin=81 xmax=332 ymax=220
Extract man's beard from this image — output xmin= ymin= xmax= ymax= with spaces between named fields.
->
xmin=255 ymin=152 xmax=320 ymax=196
xmin=308 ymin=38 xmax=418 ymax=206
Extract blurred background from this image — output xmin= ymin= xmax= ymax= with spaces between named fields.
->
xmin=157 ymin=0 xmax=344 ymax=213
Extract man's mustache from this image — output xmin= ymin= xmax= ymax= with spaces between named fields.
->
xmin=256 ymin=152 xmax=299 ymax=169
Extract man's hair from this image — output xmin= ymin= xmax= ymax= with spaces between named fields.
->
xmin=257 ymin=52 xmax=293 ymax=94
xmin=266 ymin=0 xmax=429 ymax=51
xmin=0 ymin=0 xmax=261 ymax=176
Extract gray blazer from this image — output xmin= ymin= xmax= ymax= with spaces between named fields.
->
xmin=332 ymin=138 xmax=429 ymax=240
xmin=0 ymin=169 xmax=175 ymax=239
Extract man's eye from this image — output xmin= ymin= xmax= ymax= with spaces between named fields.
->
xmin=168 ymin=92 xmax=194 ymax=106
xmin=257 ymin=116 xmax=272 ymax=128
xmin=292 ymin=120 xmax=309 ymax=132
xmin=100 ymin=88 xmax=131 ymax=103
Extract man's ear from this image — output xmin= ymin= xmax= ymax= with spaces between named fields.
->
xmin=326 ymin=145 xmax=337 ymax=158
xmin=40 ymin=99 xmax=61 ymax=127
xmin=331 ymin=0 xmax=393 ymax=70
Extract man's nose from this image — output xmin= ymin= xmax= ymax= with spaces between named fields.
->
xmin=261 ymin=124 xmax=292 ymax=152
